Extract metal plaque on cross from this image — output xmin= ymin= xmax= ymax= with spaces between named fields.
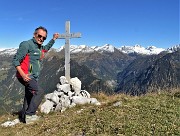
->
xmin=58 ymin=21 xmax=81 ymax=81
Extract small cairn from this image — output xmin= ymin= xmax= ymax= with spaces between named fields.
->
xmin=40 ymin=76 xmax=101 ymax=114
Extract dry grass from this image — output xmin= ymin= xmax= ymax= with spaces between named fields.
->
xmin=0 ymin=89 xmax=180 ymax=136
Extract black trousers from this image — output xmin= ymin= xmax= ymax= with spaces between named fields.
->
xmin=18 ymin=78 xmax=44 ymax=122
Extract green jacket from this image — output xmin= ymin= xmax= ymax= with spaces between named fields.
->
xmin=13 ymin=38 xmax=55 ymax=80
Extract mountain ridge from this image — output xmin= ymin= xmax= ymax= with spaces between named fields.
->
xmin=116 ymin=50 xmax=180 ymax=95
xmin=0 ymin=44 xmax=179 ymax=56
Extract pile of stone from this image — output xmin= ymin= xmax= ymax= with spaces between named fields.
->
xmin=40 ymin=76 xmax=101 ymax=114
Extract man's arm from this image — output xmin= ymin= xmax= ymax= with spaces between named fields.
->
xmin=43 ymin=33 xmax=59 ymax=51
xmin=13 ymin=41 xmax=29 ymax=67
xmin=12 ymin=41 xmax=31 ymax=81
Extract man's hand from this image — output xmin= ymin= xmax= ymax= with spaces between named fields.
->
xmin=53 ymin=33 xmax=59 ymax=40
xmin=22 ymin=74 xmax=31 ymax=82
xmin=16 ymin=66 xmax=31 ymax=82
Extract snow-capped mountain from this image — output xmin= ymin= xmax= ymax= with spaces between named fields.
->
xmin=166 ymin=44 xmax=180 ymax=53
xmin=70 ymin=45 xmax=95 ymax=53
xmin=58 ymin=44 xmax=169 ymax=55
xmin=118 ymin=44 xmax=165 ymax=55
xmin=0 ymin=44 xmax=179 ymax=56
xmin=57 ymin=44 xmax=114 ymax=54
xmin=92 ymin=44 xmax=115 ymax=53
xmin=0 ymin=48 xmax=17 ymax=55
xmin=58 ymin=44 xmax=164 ymax=55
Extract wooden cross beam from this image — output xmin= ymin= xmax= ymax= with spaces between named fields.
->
xmin=58 ymin=21 xmax=81 ymax=81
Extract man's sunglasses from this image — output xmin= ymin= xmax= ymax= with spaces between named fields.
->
xmin=37 ymin=34 xmax=47 ymax=41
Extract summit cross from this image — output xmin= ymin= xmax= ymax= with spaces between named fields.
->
xmin=58 ymin=21 xmax=81 ymax=81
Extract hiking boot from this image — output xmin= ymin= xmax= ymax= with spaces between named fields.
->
xmin=25 ymin=115 xmax=40 ymax=124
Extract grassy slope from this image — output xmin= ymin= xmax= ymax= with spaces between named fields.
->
xmin=0 ymin=90 xmax=180 ymax=136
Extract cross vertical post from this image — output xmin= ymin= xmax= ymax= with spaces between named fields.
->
xmin=58 ymin=21 xmax=81 ymax=82
xmin=65 ymin=21 xmax=70 ymax=82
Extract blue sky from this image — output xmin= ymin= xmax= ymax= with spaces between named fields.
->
xmin=0 ymin=0 xmax=179 ymax=49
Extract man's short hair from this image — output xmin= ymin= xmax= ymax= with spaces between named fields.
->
xmin=34 ymin=26 xmax=48 ymax=34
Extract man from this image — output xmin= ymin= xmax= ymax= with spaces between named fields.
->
xmin=13 ymin=26 xmax=59 ymax=124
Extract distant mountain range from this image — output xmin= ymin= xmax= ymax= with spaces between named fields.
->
xmin=0 ymin=44 xmax=179 ymax=114
xmin=0 ymin=44 xmax=179 ymax=56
